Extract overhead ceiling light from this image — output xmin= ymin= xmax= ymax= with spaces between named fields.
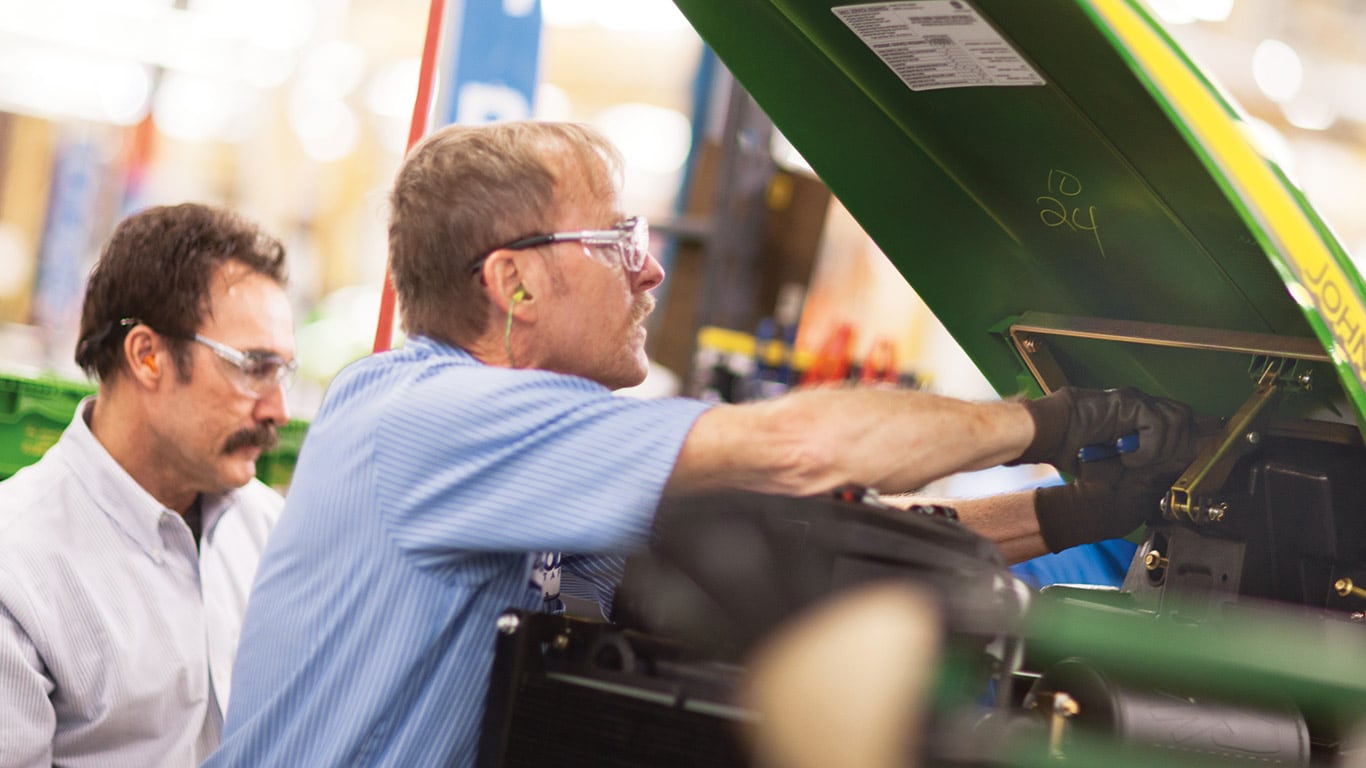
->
xmin=1186 ymin=0 xmax=1234 ymax=22
xmin=364 ymin=58 xmax=419 ymax=119
xmin=289 ymin=94 xmax=359 ymax=162
xmin=98 ymin=60 xmax=155 ymax=124
xmin=1333 ymin=63 xmax=1366 ymax=125
xmin=363 ymin=58 xmax=420 ymax=155
xmin=0 ymin=0 xmax=315 ymax=93
xmin=297 ymin=41 xmax=366 ymax=101
xmin=238 ymin=48 xmax=297 ymax=90
xmin=189 ymin=0 xmax=318 ymax=52
xmin=0 ymin=41 xmax=152 ymax=125
xmin=1252 ymin=39 xmax=1302 ymax=103
xmin=153 ymin=70 xmax=262 ymax=142
xmin=542 ymin=0 xmax=691 ymax=32
xmin=594 ymin=102 xmax=692 ymax=175
xmin=1143 ymin=0 xmax=1234 ymax=23
xmin=540 ymin=0 xmax=593 ymax=27
xmin=1282 ymin=95 xmax=1337 ymax=132
xmin=533 ymin=82 xmax=573 ymax=121
xmin=1143 ymin=0 xmax=1195 ymax=24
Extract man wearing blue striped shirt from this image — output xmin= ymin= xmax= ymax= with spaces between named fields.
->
xmin=0 ymin=204 xmax=297 ymax=767
xmin=211 ymin=122 xmax=1194 ymax=767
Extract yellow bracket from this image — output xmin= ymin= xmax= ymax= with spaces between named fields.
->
xmin=1165 ymin=358 xmax=1286 ymax=523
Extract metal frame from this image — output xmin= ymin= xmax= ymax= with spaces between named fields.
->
xmin=1006 ymin=311 xmax=1331 ymax=395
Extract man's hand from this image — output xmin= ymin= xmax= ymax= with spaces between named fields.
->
xmin=1012 ymin=386 xmax=1196 ymax=483
xmin=1033 ymin=480 xmax=1168 ymax=553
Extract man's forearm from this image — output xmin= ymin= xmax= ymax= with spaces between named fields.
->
xmin=945 ymin=491 xmax=1048 ymax=564
xmin=667 ymin=388 xmax=1034 ymax=498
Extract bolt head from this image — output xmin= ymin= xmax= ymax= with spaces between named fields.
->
xmin=496 ymin=613 xmax=521 ymax=635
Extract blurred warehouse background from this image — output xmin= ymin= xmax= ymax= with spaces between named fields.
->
xmin=0 ymin=0 xmax=1362 ymax=428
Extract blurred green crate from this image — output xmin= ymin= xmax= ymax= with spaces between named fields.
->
xmin=0 ymin=372 xmax=308 ymax=490
xmin=256 ymin=418 xmax=308 ymax=492
xmin=0 ymin=374 xmax=94 ymax=481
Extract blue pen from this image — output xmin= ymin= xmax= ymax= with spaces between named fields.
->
xmin=1077 ymin=432 xmax=1139 ymax=462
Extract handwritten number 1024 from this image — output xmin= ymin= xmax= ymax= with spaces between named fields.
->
xmin=1036 ymin=169 xmax=1106 ymax=258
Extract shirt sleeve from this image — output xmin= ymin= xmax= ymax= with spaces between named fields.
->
xmin=372 ymin=366 xmax=711 ymax=562
xmin=0 ymin=575 xmax=57 ymax=768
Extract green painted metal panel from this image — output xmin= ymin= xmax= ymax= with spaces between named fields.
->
xmin=674 ymin=0 xmax=1365 ymax=427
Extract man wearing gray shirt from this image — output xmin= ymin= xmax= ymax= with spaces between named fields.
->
xmin=0 ymin=204 xmax=297 ymax=767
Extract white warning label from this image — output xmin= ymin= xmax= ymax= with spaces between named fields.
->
xmin=833 ymin=1 xmax=1045 ymax=91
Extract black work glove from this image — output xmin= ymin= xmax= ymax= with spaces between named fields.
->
xmin=1011 ymin=386 xmax=1196 ymax=484
xmin=1034 ymin=480 xmax=1168 ymax=553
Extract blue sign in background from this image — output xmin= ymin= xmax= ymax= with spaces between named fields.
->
xmin=440 ymin=0 xmax=542 ymax=126
xmin=32 ymin=134 xmax=103 ymax=351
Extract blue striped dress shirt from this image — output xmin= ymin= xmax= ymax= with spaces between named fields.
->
xmin=0 ymin=398 xmax=283 ymax=767
xmin=210 ymin=337 xmax=710 ymax=767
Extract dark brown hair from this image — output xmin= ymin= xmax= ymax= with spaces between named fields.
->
xmin=388 ymin=121 xmax=621 ymax=344
xmin=75 ymin=203 xmax=287 ymax=381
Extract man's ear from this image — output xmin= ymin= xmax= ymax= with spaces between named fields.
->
xmin=483 ymin=249 xmax=536 ymax=313
xmin=123 ymin=325 xmax=162 ymax=387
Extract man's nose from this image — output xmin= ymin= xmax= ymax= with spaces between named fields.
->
xmin=252 ymin=381 xmax=290 ymax=426
xmin=634 ymin=251 xmax=665 ymax=292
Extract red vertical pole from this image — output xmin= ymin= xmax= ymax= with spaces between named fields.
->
xmin=373 ymin=0 xmax=447 ymax=353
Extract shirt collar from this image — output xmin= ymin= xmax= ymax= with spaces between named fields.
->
xmin=60 ymin=397 xmax=235 ymax=556
xmin=199 ymin=492 xmax=231 ymax=544
xmin=409 ymin=335 xmax=475 ymax=361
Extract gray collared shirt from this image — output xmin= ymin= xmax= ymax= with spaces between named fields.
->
xmin=0 ymin=398 xmax=282 ymax=767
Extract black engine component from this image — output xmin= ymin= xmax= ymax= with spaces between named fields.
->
xmin=1127 ymin=430 xmax=1366 ymax=619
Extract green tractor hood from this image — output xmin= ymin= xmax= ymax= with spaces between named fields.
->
xmin=675 ymin=0 xmax=1366 ymax=431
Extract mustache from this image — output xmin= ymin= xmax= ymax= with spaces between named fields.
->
xmin=223 ymin=423 xmax=279 ymax=454
xmin=631 ymin=293 xmax=656 ymax=326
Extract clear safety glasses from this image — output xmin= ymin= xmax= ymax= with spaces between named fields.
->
xmin=469 ymin=216 xmax=650 ymax=275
